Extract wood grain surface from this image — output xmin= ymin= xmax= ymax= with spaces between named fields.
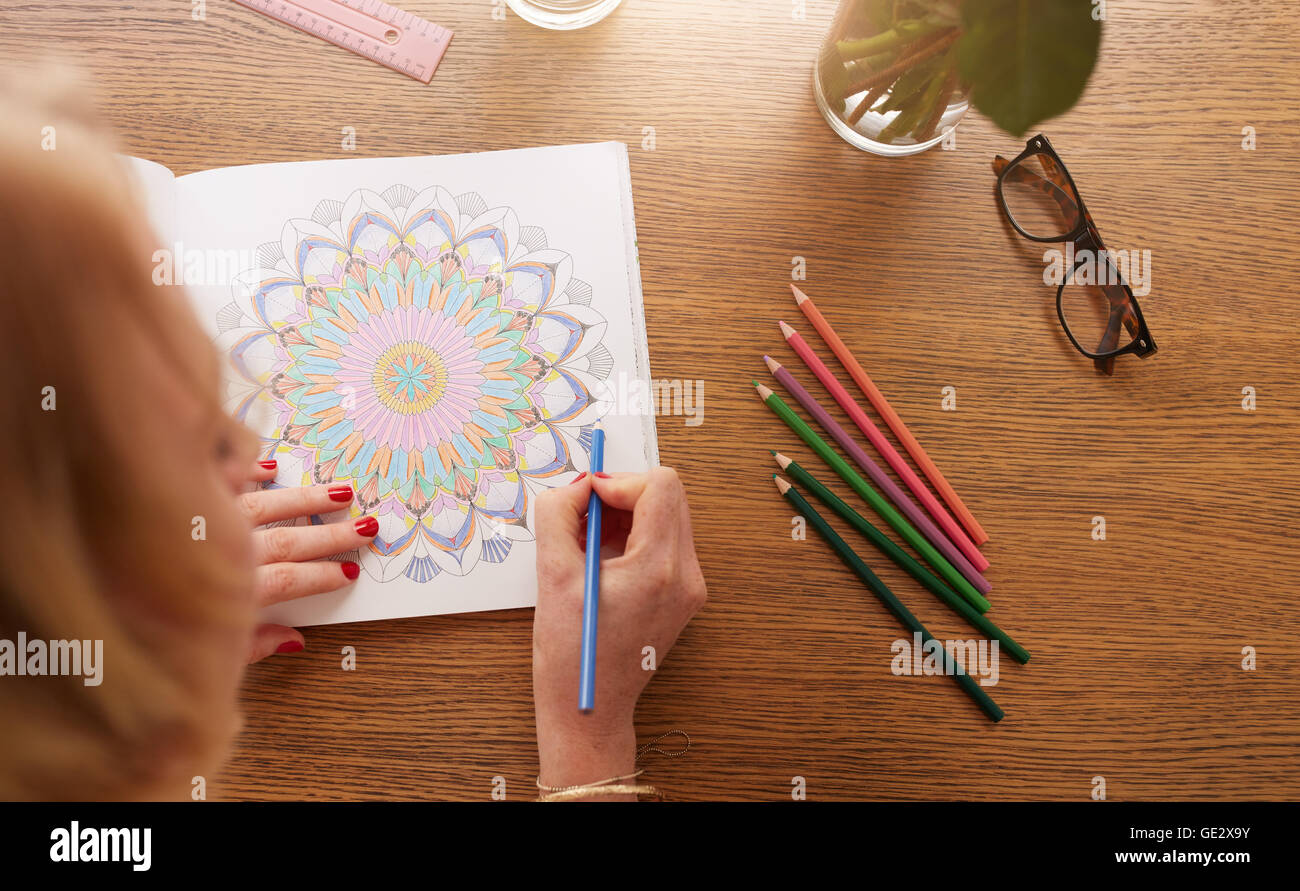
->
xmin=3 ymin=0 xmax=1297 ymax=801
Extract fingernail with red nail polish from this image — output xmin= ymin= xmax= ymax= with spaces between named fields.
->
xmin=276 ymin=640 xmax=303 ymax=654
xmin=354 ymin=516 xmax=379 ymax=537
xmin=571 ymin=472 xmax=588 ymax=484
xmin=594 ymin=472 xmax=611 ymax=479
xmin=328 ymin=485 xmax=353 ymax=502
xmin=259 ymin=459 xmax=278 ymax=470
xmin=342 ymin=561 xmax=361 ymax=580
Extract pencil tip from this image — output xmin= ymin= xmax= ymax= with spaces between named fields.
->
xmin=778 ymin=320 xmax=796 ymax=339
xmin=773 ymin=451 xmax=791 ymax=470
xmin=774 ymin=475 xmax=791 ymax=494
xmin=790 ymin=284 xmax=809 ymax=305
xmin=763 ymin=355 xmax=780 ymax=373
xmin=755 ymin=382 xmax=773 ymax=400
xmin=592 ymin=418 xmax=603 ymax=431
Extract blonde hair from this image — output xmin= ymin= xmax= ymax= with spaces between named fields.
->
xmin=0 ymin=67 xmax=254 ymax=799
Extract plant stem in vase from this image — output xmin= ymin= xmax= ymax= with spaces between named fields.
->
xmin=814 ymin=0 xmax=968 ymax=156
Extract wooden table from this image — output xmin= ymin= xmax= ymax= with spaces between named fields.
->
xmin=7 ymin=0 xmax=1297 ymax=800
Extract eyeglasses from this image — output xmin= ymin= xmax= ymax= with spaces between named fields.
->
xmin=993 ymin=134 xmax=1157 ymax=375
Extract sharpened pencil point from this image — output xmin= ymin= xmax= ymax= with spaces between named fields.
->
xmin=592 ymin=418 xmax=603 ymax=431
xmin=763 ymin=355 xmax=781 ymax=374
xmin=755 ymin=382 xmax=774 ymax=400
xmin=774 ymin=475 xmax=792 ymax=495
xmin=773 ymin=451 xmax=791 ymax=470
xmin=790 ymin=284 xmax=809 ymax=305
xmin=778 ymin=320 xmax=796 ymax=339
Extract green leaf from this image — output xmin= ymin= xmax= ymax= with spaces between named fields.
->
xmin=958 ymin=0 xmax=1101 ymax=137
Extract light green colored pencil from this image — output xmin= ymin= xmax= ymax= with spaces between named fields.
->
xmin=775 ymin=452 xmax=1028 ymax=663
xmin=754 ymin=381 xmax=990 ymax=613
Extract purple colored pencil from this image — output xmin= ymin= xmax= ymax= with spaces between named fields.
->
xmin=764 ymin=355 xmax=992 ymax=595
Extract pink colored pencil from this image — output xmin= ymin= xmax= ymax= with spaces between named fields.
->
xmin=764 ymin=356 xmax=992 ymax=596
xmin=791 ymin=283 xmax=989 ymax=546
xmin=778 ymin=320 xmax=989 ymax=573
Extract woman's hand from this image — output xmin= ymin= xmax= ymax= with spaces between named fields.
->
xmin=240 ymin=461 xmax=379 ymax=662
xmin=532 ymin=467 xmax=707 ymax=793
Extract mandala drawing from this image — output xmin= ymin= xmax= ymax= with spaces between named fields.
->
xmin=216 ymin=186 xmax=613 ymax=581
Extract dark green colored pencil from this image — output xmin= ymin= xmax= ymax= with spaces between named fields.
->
xmin=754 ymin=380 xmax=990 ymax=613
xmin=775 ymin=474 xmax=1004 ymax=722
xmin=774 ymin=451 xmax=1029 ymax=665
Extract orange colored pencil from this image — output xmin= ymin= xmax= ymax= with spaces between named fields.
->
xmin=778 ymin=321 xmax=988 ymax=572
xmin=790 ymin=284 xmax=989 ymax=546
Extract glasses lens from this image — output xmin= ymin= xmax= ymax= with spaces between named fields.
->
xmin=1059 ymin=261 xmax=1141 ymax=357
xmin=1000 ymin=153 xmax=1082 ymax=238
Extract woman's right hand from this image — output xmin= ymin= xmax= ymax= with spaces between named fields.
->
xmin=531 ymin=467 xmax=707 ymax=792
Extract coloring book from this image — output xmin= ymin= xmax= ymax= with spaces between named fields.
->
xmin=125 ymin=143 xmax=657 ymax=626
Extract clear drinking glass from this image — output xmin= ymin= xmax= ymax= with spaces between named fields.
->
xmin=506 ymin=0 xmax=624 ymax=30
xmin=814 ymin=0 xmax=970 ymax=156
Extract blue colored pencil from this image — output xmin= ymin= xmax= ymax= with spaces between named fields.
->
xmin=579 ymin=421 xmax=606 ymax=712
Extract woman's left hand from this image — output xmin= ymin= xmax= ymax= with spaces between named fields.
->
xmin=239 ymin=461 xmax=379 ymax=662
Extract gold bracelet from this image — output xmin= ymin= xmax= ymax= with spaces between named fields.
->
xmin=534 ymin=729 xmax=689 ymax=802
xmin=536 ymin=784 xmax=660 ymax=802
xmin=535 ymin=768 xmax=644 ymax=794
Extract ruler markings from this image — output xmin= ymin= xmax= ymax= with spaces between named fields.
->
xmin=231 ymin=0 xmax=452 ymax=84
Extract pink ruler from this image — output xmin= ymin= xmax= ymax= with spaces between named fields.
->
xmin=233 ymin=0 xmax=453 ymax=84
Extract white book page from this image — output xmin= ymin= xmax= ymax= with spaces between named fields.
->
xmin=173 ymin=142 xmax=657 ymax=626
xmin=119 ymin=156 xmax=177 ymax=245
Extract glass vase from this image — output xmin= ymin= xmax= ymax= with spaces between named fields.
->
xmin=505 ymin=0 xmax=624 ymax=30
xmin=814 ymin=0 xmax=970 ymax=156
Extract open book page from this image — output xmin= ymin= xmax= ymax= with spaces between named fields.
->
xmin=120 ymin=156 xmax=178 ymax=246
xmin=171 ymin=142 xmax=657 ymax=626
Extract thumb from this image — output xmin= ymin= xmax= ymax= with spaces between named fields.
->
xmin=247 ymin=624 xmax=305 ymax=663
xmin=534 ymin=473 xmax=593 ymax=565
xmin=588 ymin=471 xmax=650 ymax=511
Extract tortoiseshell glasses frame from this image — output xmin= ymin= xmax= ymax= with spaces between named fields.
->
xmin=993 ymin=134 xmax=1157 ymax=375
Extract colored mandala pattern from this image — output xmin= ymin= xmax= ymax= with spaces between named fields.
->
xmin=217 ymin=186 xmax=612 ymax=581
